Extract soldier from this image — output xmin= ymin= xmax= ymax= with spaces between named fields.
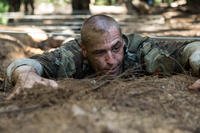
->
xmin=5 ymin=14 xmax=200 ymax=99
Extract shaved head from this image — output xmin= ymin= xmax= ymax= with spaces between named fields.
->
xmin=81 ymin=14 xmax=121 ymax=46
xmin=80 ymin=15 xmax=124 ymax=76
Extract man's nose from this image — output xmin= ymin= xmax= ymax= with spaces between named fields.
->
xmin=105 ymin=51 xmax=116 ymax=65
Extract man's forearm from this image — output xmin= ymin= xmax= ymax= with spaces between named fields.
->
xmin=7 ymin=58 xmax=43 ymax=82
xmin=181 ymin=41 xmax=200 ymax=75
xmin=11 ymin=65 xmax=37 ymax=84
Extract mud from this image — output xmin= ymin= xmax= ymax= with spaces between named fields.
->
xmin=0 ymin=74 xmax=199 ymax=133
xmin=0 ymin=34 xmax=26 ymax=71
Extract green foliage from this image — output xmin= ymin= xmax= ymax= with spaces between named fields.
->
xmin=163 ymin=0 xmax=173 ymax=4
xmin=154 ymin=0 xmax=174 ymax=5
xmin=154 ymin=0 xmax=162 ymax=5
xmin=95 ymin=0 xmax=116 ymax=5
xmin=37 ymin=0 xmax=70 ymax=4
xmin=0 ymin=0 xmax=9 ymax=24
xmin=0 ymin=0 xmax=9 ymax=12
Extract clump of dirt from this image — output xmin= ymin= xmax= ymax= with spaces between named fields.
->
xmin=0 ymin=74 xmax=199 ymax=133
xmin=0 ymin=34 xmax=26 ymax=71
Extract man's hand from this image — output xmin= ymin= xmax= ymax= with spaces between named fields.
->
xmin=188 ymin=79 xmax=200 ymax=90
xmin=6 ymin=65 xmax=58 ymax=100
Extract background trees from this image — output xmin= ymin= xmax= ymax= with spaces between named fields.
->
xmin=72 ymin=0 xmax=90 ymax=14
xmin=1 ymin=0 xmax=200 ymax=15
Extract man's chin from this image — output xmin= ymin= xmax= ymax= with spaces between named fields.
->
xmin=103 ymin=68 xmax=121 ymax=76
xmin=106 ymin=70 xmax=119 ymax=76
xmin=96 ymin=65 xmax=122 ymax=76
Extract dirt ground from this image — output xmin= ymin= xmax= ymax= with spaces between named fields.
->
xmin=0 ymin=5 xmax=200 ymax=133
xmin=0 ymin=74 xmax=199 ymax=133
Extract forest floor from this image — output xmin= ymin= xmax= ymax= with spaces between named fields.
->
xmin=0 ymin=4 xmax=200 ymax=133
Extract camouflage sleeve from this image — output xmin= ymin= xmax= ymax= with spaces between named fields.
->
xmin=126 ymin=33 xmax=194 ymax=75
xmin=140 ymin=39 xmax=176 ymax=75
xmin=181 ymin=41 xmax=200 ymax=76
xmin=140 ymin=37 xmax=194 ymax=75
xmin=31 ymin=38 xmax=82 ymax=79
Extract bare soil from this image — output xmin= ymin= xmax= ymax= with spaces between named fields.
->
xmin=0 ymin=7 xmax=200 ymax=133
xmin=0 ymin=74 xmax=199 ymax=133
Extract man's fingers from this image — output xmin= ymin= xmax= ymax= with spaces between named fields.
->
xmin=49 ymin=80 xmax=58 ymax=88
xmin=6 ymin=86 xmax=21 ymax=100
xmin=188 ymin=79 xmax=200 ymax=90
xmin=6 ymin=77 xmax=58 ymax=100
xmin=38 ymin=78 xmax=58 ymax=89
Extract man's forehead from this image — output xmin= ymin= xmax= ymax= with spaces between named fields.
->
xmin=91 ymin=27 xmax=120 ymax=42
xmin=88 ymin=35 xmax=122 ymax=51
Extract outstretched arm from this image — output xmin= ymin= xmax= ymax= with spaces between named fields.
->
xmin=5 ymin=38 xmax=81 ymax=99
xmin=188 ymin=49 xmax=200 ymax=90
xmin=6 ymin=59 xmax=58 ymax=100
xmin=181 ymin=41 xmax=200 ymax=90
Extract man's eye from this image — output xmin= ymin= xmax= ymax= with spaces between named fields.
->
xmin=112 ymin=43 xmax=121 ymax=53
xmin=94 ymin=50 xmax=106 ymax=56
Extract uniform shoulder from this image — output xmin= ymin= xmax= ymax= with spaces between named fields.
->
xmin=61 ymin=36 xmax=81 ymax=52
xmin=123 ymin=33 xmax=149 ymax=52
xmin=125 ymin=33 xmax=148 ymax=41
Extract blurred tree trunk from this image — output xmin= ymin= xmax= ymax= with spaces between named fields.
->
xmin=72 ymin=0 xmax=90 ymax=14
xmin=124 ymin=0 xmax=140 ymax=14
xmin=8 ymin=0 xmax=22 ymax=12
xmin=186 ymin=0 xmax=200 ymax=6
xmin=116 ymin=0 xmax=124 ymax=4
xmin=107 ymin=0 xmax=112 ymax=5
xmin=124 ymin=0 xmax=149 ymax=14
xmin=186 ymin=0 xmax=200 ymax=13
xmin=24 ymin=0 xmax=35 ymax=15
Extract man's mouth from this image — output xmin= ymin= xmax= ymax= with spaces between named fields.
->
xmin=104 ymin=66 xmax=121 ymax=75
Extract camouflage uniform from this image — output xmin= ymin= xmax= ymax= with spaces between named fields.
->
xmin=26 ymin=33 xmax=197 ymax=79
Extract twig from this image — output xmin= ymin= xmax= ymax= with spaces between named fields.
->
xmin=92 ymin=80 xmax=110 ymax=91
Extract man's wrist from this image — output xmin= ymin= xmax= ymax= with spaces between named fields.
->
xmin=12 ymin=65 xmax=36 ymax=84
xmin=6 ymin=58 xmax=43 ymax=83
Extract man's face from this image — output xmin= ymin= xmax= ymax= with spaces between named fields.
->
xmin=82 ymin=27 xmax=124 ymax=76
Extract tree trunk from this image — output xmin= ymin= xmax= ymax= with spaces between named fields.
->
xmin=187 ymin=0 xmax=200 ymax=6
xmin=8 ymin=0 xmax=22 ymax=12
xmin=107 ymin=0 xmax=112 ymax=5
xmin=124 ymin=0 xmax=150 ymax=14
xmin=186 ymin=0 xmax=200 ymax=13
xmin=124 ymin=0 xmax=140 ymax=14
xmin=72 ymin=0 xmax=90 ymax=14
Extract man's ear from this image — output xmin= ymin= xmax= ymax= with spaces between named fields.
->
xmin=81 ymin=44 xmax=87 ymax=58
